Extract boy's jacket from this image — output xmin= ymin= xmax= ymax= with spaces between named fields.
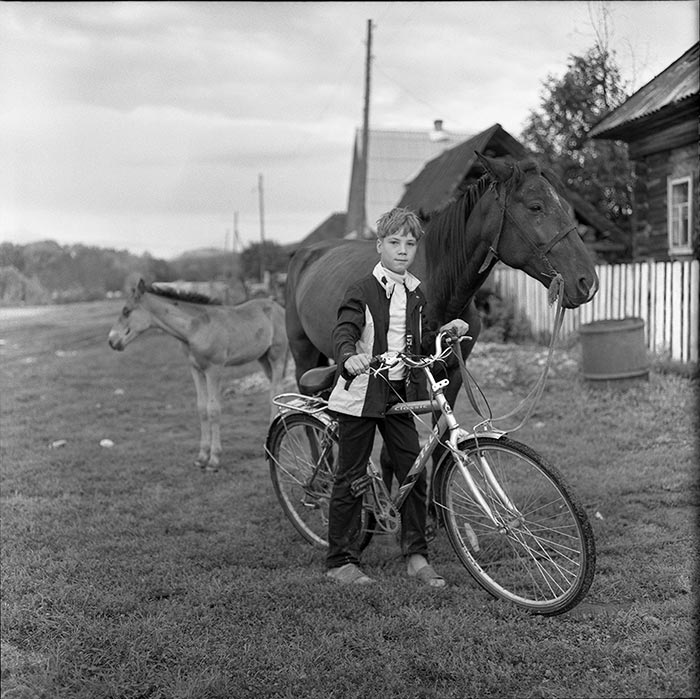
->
xmin=328 ymin=263 xmax=430 ymax=417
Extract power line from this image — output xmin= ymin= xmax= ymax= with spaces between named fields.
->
xmin=373 ymin=61 xmax=462 ymax=126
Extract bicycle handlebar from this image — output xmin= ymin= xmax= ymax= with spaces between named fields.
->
xmin=343 ymin=331 xmax=471 ymax=389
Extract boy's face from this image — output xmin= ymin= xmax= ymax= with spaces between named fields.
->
xmin=376 ymin=228 xmax=418 ymax=274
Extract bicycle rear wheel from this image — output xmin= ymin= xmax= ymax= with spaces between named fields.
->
xmin=267 ymin=413 xmax=338 ymax=549
xmin=267 ymin=412 xmax=373 ymax=550
xmin=436 ymin=436 xmax=595 ymax=615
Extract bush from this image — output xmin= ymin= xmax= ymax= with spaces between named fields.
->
xmin=0 ymin=266 xmax=51 ymax=306
xmin=476 ymin=291 xmax=533 ymax=343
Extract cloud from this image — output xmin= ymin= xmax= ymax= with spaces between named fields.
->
xmin=1 ymin=1 xmax=697 ymax=257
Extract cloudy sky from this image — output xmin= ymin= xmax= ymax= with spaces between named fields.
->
xmin=1 ymin=1 xmax=697 ymax=259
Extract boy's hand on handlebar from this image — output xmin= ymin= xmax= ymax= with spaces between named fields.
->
xmin=344 ymin=353 xmax=372 ymax=376
xmin=439 ymin=319 xmax=470 ymax=342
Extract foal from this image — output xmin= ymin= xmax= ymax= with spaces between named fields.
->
xmin=108 ymin=279 xmax=288 ymax=471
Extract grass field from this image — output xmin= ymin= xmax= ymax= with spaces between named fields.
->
xmin=1 ymin=300 xmax=697 ymax=698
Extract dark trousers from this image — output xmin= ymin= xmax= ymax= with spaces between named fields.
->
xmin=326 ymin=386 xmax=428 ymax=569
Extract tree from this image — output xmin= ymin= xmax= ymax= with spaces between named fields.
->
xmin=240 ymin=241 xmax=290 ymax=282
xmin=520 ymin=40 xmax=634 ymax=236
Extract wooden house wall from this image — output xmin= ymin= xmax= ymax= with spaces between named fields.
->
xmin=631 ymin=140 xmax=699 ymax=261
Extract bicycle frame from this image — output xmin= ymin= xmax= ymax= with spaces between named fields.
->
xmin=385 ymin=360 xmax=515 ymax=530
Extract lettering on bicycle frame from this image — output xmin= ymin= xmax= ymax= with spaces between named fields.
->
xmin=387 ymin=400 xmax=438 ymax=415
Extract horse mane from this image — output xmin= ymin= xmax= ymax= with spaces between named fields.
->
xmin=146 ymin=284 xmax=223 ymax=305
xmin=421 ymin=173 xmax=491 ymax=323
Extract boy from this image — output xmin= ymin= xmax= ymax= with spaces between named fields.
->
xmin=325 ymin=207 xmax=468 ymax=586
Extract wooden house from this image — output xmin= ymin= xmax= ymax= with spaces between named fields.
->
xmin=588 ymin=43 xmax=699 ymax=261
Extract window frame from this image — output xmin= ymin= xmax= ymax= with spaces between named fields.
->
xmin=667 ymin=175 xmax=693 ymax=255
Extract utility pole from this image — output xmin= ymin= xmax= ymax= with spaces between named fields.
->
xmin=359 ymin=19 xmax=373 ymax=238
xmin=232 ymin=211 xmax=239 ymax=281
xmin=258 ymin=173 xmax=266 ymax=285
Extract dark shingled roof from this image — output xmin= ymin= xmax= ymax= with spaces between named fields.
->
xmin=397 ymin=124 xmax=528 ymax=215
xmin=589 ymin=43 xmax=699 ymax=140
xmin=285 ymin=212 xmax=347 ymax=253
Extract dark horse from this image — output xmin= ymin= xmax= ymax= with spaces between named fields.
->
xmin=286 ymin=152 xmax=598 ymax=411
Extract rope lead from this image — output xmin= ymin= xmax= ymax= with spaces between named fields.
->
xmin=548 ymin=273 xmax=565 ymax=306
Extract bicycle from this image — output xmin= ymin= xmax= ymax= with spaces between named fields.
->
xmin=265 ymin=332 xmax=596 ymax=615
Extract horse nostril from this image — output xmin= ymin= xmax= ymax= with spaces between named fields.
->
xmin=577 ymin=275 xmax=598 ymax=301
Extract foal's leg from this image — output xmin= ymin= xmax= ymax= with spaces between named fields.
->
xmin=204 ymin=367 xmax=223 ymax=471
xmin=190 ymin=366 xmax=212 ymax=468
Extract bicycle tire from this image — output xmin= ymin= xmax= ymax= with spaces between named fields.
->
xmin=436 ymin=436 xmax=595 ymax=615
xmin=267 ymin=412 xmax=372 ymax=550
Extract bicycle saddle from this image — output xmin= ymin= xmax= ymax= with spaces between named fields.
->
xmin=299 ymin=365 xmax=336 ymax=396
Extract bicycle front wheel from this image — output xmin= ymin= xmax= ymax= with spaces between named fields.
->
xmin=436 ymin=436 xmax=595 ymax=615
xmin=267 ymin=413 xmax=338 ymax=549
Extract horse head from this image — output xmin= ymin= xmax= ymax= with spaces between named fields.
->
xmin=107 ymin=278 xmax=152 ymax=351
xmin=474 ymin=152 xmax=599 ymax=309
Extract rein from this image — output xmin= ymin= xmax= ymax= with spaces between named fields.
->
xmin=456 ymin=286 xmax=566 ymax=434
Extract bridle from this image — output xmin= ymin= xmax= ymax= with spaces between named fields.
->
xmin=477 ymin=177 xmax=578 ymax=304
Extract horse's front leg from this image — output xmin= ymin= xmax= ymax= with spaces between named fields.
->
xmin=190 ymin=366 xmax=212 ymax=468
xmin=203 ymin=367 xmax=223 ymax=471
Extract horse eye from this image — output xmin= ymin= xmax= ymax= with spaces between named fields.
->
xmin=529 ymin=203 xmax=543 ymax=213
xmin=122 ymin=307 xmax=130 ymax=317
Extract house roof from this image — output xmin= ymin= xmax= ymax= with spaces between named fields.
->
xmin=588 ymin=43 xmax=699 ymax=140
xmin=397 ymin=124 xmax=528 ymax=214
xmin=285 ymin=212 xmax=347 ymax=253
xmin=346 ymin=121 xmax=472 ymax=236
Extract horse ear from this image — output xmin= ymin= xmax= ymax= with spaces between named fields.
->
xmin=474 ymin=152 xmax=513 ymax=182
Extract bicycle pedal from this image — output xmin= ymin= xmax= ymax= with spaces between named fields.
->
xmin=350 ymin=474 xmax=372 ymax=497
xmin=301 ymin=494 xmax=321 ymax=509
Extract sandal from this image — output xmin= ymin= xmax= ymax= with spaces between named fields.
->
xmin=408 ymin=563 xmax=447 ymax=588
xmin=326 ymin=563 xmax=375 ymax=585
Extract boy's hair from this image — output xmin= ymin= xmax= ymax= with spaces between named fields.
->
xmin=375 ymin=207 xmax=424 ymax=241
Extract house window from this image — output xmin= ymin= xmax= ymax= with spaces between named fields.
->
xmin=667 ymin=176 xmax=693 ymax=254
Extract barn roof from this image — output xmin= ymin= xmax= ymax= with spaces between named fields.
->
xmin=588 ymin=43 xmax=699 ymax=140
xmin=397 ymin=124 xmax=528 ymax=214
xmin=285 ymin=212 xmax=347 ymax=253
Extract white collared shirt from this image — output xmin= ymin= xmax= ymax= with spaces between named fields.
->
xmin=379 ymin=265 xmax=409 ymax=380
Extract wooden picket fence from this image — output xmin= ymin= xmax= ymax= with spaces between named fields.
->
xmin=492 ymin=259 xmax=699 ymax=363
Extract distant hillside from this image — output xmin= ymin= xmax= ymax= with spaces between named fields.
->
xmin=0 ymin=240 xmax=243 ymax=306
xmin=171 ymin=248 xmax=229 ymax=260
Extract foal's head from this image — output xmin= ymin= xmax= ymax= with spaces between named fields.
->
xmin=107 ymin=279 xmax=152 ymax=351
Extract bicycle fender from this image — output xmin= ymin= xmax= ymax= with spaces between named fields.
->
xmin=459 ymin=431 xmax=507 ymax=444
xmin=264 ymin=411 xmax=337 ymax=459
